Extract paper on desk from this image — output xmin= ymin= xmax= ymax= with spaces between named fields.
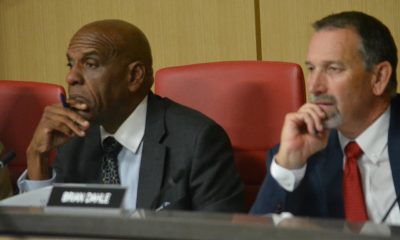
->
xmin=0 ymin=186 xmax=52 ymax=207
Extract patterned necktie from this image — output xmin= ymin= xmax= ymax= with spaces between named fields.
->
xmin=343 ymin=141 xmax=368 ymax=221
xmin=101 ymin=137 xmax=122 ymax=184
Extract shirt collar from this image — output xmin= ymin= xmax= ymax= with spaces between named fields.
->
xmin=338 ymin=106 xmax=390 ymax=164
xmin=100 ymin=95 xmax=148 ymax=153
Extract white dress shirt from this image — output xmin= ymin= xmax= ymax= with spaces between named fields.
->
xmin=271 ymin=106 xmax=400 ymax=225
xmin=18 ymin=96 xmax=148 ymax=210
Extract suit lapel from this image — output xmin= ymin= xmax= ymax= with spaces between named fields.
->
xmin=82 ymin=125 xmax=103 ymax=183
xmin=57 ymin=125 xmax=103 ymax=183
xmin=388 ymin=95 xmax=400 ymax=201
xmin=314 ymin=130 xmax=344 ymax=217
xmin=74 ymin=125 xmax=103 ymax=183
xmin=136 ymin=93 xmax=167 ymax=209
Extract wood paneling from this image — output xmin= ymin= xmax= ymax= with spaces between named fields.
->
xmin=0 ymin=0 xmax=257 ymax=87
xmin=259 ymin=0 xmax=400 ymax=91
xmin=1 ymin=0 xmax=399 ymax=91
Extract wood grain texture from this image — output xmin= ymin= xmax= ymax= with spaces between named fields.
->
xmin=259 ymin=0 xmax=400 ymax=91
xmin=0 ymin=0 xmax=257 ymax=87
xmin=1 ymin=0 xmax=399 ymax=92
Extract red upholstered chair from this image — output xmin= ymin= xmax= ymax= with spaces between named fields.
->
xmin=155 ymin=61 xmax=306 ymax=211
xmin=0 ymin=80 xmax=65 ymax=191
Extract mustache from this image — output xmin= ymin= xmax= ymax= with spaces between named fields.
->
xmin=309 ymin=94 xmax=342 ymax=129
xmin=309 ymin=94 xmax=337 ymax=105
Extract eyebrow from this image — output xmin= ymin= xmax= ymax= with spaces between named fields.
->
xmin=304 ymin=60 xmax=343 ymax=66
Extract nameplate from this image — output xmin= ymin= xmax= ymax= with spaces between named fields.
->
xmin=47 ymin=184 xmax=126 ymax=209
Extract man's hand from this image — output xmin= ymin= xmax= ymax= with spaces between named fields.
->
xmin=26 ymin=102 xmax=90 ymax=180
xmin=275 ymin=103 xmax=331 ymax=169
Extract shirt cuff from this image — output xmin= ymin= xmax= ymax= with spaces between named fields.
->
xmin=17 ymin=169 xmax=56 ymax=193
xmin=270 ymin=156 xmax=306 ymax=191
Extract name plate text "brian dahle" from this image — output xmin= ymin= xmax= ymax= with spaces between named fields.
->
xmin=47 ymin=184 xmax=126 ymax=209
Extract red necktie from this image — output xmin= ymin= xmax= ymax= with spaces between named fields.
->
xmin=343 ymin=141 xmax=368 ymax=221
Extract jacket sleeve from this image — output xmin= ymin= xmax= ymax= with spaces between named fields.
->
xmin=189 ymin=122 xmax=245 ymax=213
xmin=250 ymin=145 xmax=290 ymax=214
xmin=251 ymin=144 xmax=320 ymax=216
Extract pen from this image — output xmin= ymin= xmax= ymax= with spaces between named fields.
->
xmin=155 ymin=202 xmax=171 ymax=212
xmin=60 ymin=93 xmax=69 ymax=108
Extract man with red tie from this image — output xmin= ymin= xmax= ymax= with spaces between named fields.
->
xmin=251 ymin=11 xmax=400 ymax=225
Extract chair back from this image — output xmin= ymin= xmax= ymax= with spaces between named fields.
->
xmin=0 ymin=80 xmax=65 ymax=190
xmin=155 ymin=61 xmax=306 ymax=211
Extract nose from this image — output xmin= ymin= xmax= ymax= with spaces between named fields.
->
xmin=66 ymin=64 xmax=84 ymax=86
xmin=307 ymin=70 xmax=326 ymax=95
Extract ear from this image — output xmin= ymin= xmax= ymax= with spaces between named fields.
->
xmin=127 ymin=61 xmax=146 ymax=92
xmin=371 ymin=61 xmax=392 ymax=96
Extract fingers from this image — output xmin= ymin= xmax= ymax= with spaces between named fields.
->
xmin=30 ymin=104 xmax=90 ymax=154
xmin=42 ymin=105 xmax=90 ymax=137
xmin=297 ymin=103 xmax=327 ymax=135
xmin=66 ymin=98 xmax=88 ymax=111
xmin=277 ymin=103 xmax=331 ymax=169
xmin=27 ymin=103 xmax=91 ymax=178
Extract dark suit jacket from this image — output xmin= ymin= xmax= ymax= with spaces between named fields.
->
xmin=251 ymin=95 xmax=400 ymax=218
xmin=53 ymin=92 xmax=244 ymax=212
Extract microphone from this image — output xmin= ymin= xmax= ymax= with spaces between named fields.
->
xmin=0 ymin=151 xmax=16 ymax=168
xmin=150 ymin=168 xmax=186 ymax=210
xmin=381 ymin=194 xmax=400 ymax=223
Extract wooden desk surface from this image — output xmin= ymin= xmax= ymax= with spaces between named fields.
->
xmin=0 ymin=206 xmax=399 ymax=240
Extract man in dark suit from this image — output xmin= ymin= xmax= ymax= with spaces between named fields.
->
xmin=251 ymin=11 xmax=400 ymax=225
xmin=19 ymin=20 xmax=244 ymax=212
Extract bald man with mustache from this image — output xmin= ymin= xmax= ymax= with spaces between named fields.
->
xmin=18 ymin=20 xmax=244 ymax=212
